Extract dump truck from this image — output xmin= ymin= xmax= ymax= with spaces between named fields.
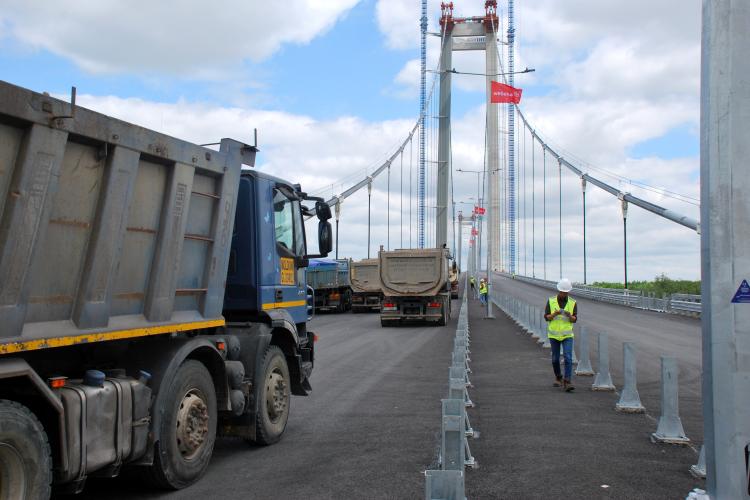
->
xmin=0 ymin=80 xmax=333 ymax=498
xmin=350 ymin=258 xmax=382 ymax=313
xmin=378 ymin=248 xmax=451 ymax=326
xmin=307 ymin=258 xmax=352 ymax=312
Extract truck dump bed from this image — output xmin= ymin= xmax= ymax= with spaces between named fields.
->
xmin=350 ymin=259 xmax=380 ymax=293
xmin=378 ymin=248 xmax=449 ymax=297
xmin=307 ymin=259 xmax=350 ymax=289
xmin=0 ymin=81 xmax=252 ymax=353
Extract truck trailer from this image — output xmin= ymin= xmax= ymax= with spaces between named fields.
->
xmin=378 ymin=248 xmax=451 ymax=327
xmin=306 ymin=259 xmax=352 ymax=313
xmin=350 ymin=258 xmax=382 ymax=313
xmin=0 ymin=81 xmax=332 ymax=498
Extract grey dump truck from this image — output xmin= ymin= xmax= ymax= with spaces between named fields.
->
xmin=378 ymin=248 xmax=451 ymax=327
xmin=0 ymin=81 xmax=333 ymax=498
xmin=307 ymin=258 xmax=352 ymax=313
xmin=350 ymin=258 xmax=382 ymax=313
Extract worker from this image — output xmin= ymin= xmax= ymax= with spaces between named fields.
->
xmin=469 ymin=276 xmax=476 ymax=296
xmin=479 ymin=279 xmax=488 ymax=305
xmin=544 ymin=278 xmax=578 ymax=392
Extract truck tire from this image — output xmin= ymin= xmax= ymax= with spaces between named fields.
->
xmin=437 ymin=298 xmax=448 ymax=326
xmin=437 ymin=309 xmax=447 ymax=326
xmin=147 ymin=360 xmax=217 ymax=490
xmin=0 ymin=400 xmax=52 ymax=500
xmin=255 ymin=346 xmax=291 ymax=445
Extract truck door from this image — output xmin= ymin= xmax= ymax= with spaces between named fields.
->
xmin=271 ymin=188 xmax=308 ymax=324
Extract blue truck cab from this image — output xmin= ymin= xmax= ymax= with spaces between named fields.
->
xmin=223 ymin=169 xmax=332 ymax=390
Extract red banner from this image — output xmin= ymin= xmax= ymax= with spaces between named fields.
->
xmin=490 ymin=81 xmax=522 ymax=104
xmin=474 ymin=206 xmax=486 ymax=215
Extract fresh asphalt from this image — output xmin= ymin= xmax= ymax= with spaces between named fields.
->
xmin=490 ymin=273 xmax=704 ymax=445
xmin=72 ymin=308 xmax=456 ymax=499
xmin=69 ymin=282 xmax=704 ymax=499
xmin=465 ymin=290 xmax=702 ymax=499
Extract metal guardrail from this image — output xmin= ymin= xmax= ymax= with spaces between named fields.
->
xmin=495 ymin=272 xmax=701 ymax=317
xmin=425 ymin=275 xmax=477 ymax=500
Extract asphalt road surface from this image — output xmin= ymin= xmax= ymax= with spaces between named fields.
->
xmin=64 ymin=281 xmax=703 ymax=499
xmin=71 ymin=308 xmax=457 ymax=500
xmin=490 ymin=273 xmax=704 ymax=446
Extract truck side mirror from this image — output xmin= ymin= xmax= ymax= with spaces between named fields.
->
xmin=318 ymin=221 xmax=333 ymax=256
xmin=316 ymin=201 xmax=332 ymax=221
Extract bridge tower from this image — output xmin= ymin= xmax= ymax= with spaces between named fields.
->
xmin=484 ymin=1 xmax=501 ymax=273
xmin=436 ymin=3 xmax=454 ymax=250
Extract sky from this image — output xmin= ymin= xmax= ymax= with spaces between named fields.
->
xmin=0 ymin=0 xmax=702 ymax=282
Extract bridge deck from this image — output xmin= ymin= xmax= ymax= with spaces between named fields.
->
xmin=72 ymin=287 xmax=703 ymax=499
xmin=492 ymin=273 xmax=703 ymax=443
xmin=466 ymin=292 xmax=702 ymax=498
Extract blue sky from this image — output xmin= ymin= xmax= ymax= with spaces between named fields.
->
xmin=0 ymin=0 xmax=702 ymax=280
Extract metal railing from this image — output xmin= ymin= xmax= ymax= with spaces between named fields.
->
xmin=425 ymin=275 xmax=477 ymax=500
xmin=495 ymin=272 xmax=701 ymax=317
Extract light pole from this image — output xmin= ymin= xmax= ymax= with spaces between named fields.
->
xmin=335 ymin=199 xmax=341 ymax=259
xmin=581 ymin=178 xmax=587 ymax=284
xmin=367 ymin=179 xmax=372 ymax=259
xmin=620 ymin=197 xmax=628 ymax=289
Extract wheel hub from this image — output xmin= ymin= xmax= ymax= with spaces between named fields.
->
xmin=0 ymin=442 xmax=26 ymax=499
xmin=176 ymin=390 xmax=209 ymax=460
xmin=265 ymin=370 xmax=288 ymax=423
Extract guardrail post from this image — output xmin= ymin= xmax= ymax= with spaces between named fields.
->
xmin=574 ymin=326 xmax=594 ymax=376
xmin=615 ymin=342 xmax=645 ymax=412
xmin=651 ymin=356 xmax=690 ymax=444
xmin=450 ymin=365 xmax=473 ymax=407
xmin=425 ymin=470 xmax=464 ymax=500
xmin=689 ymin=445 xmax=706 ymax=478
xmin=441 ymin=399 xmax=465 ymax=470
xmin=592 ymin=332 xmax=616 ymax=391
xmin=531 ymin=308 xmax=541 ymax=341
xmin=540 ymin=320 xmax=551 ymax=348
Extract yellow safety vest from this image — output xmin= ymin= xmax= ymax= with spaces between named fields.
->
xmin=470 ymin=277 xmax=476 ymax=285
xmin=547 ymin=296 xmax=576 ymax=340
xmin=479 ymin=283 xmax=488 ymax=294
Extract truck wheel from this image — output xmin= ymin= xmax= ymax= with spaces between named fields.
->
xmin=255 ymin=346 xmax=291 ymax=445
xmin=437 ymin=299 xmax=448 ymax=326
xmin=0 ymin=400 xmax=52 ymax=500
xmin=147 ymin=360 xmax=217 ymax=490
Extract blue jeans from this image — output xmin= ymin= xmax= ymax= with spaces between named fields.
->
xmin=479 ymin=293 xmax=487 ymax=305
xmin=550 ymin=337 xmax=573 ymax=380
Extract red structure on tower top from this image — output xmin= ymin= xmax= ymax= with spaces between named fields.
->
xmin=440 ymin=2 xmax=454 ymax=31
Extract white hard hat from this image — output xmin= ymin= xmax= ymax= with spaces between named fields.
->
xmin=557 ymin=278 xmax=573 ymax=292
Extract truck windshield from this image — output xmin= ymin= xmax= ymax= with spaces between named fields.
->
xmin=273 ymin=189 xmax=294 ymax=252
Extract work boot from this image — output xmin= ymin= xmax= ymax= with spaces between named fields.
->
xmin=553 ymin=376 xmax=563 ymax=387
xmin=564 ymin=379 xmax=575 ymax=392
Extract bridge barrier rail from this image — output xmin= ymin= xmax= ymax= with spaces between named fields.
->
xmin=495 ymin=272 xmax=701 ymax=318
xmin=425 ymin=275 xmax=477 ymax=500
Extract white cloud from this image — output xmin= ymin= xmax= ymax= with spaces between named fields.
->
xmin=0 ymin=0 xmax=360 ymax=76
